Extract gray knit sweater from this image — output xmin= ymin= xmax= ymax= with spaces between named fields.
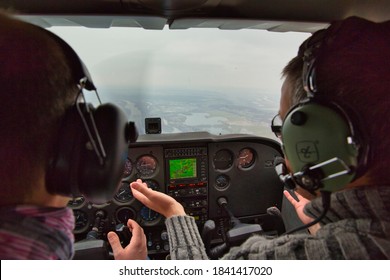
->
xmin=165 ymin=185 xmax=390 ymax=259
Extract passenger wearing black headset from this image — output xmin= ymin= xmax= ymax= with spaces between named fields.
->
xmin=0 ymin=12 xmax=146 ymax=260
xmin=130 ymin=16 xmax=390 ymax=259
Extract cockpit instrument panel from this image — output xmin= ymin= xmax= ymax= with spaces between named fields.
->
xmin=68 ymin=132 xmax=284 ymax=259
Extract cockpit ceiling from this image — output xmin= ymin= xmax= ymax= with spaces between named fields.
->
xmin=15 ymin=15 xmax=168 ymax=30
xmin=169 ymin=18 xmax=329 ymax=32
xmin=2 ymin=0 xmax=390 ymax=32
xmin=15 ymin=15 xmax=330 ymax=33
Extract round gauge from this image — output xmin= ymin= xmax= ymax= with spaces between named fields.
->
xmin=114 ymin=182 xmax=133 ymax=203
xmin=215 ymin=174 xmax=230 ymax=191
xmin=73 ymin=210 xmax=89 ymax=233
xmin=67 ymin=196 xmax=85 ymax=208
xmin=213 ymin=149 xmax=234 ymax=170
xmin=140 ymin=206 xmax=160 ymax=222
xmin=116 ymin=207 xmax=136 ymax=224
xmin=123 ymin=158 xmax=133 ymax=178
xmin=136 ymin=155 xmax=157 ymax=177
xmin=144 ymin=179 xmax=159 ymax=190
xmin=238 ymin=148 xmax=255 ymax=169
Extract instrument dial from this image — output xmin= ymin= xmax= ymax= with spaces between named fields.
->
xmin=140 ymin=206 xmax=160 ymax=222
xmin=213 ymin=149 xmax=234 ymax=170
xmin=136 ymin=155 xmax=157 ymax=177
xmin=114 ymin=182 xmax=133 ymax=203
xmin=215 ymin=174 xmax=230 ymax=191
xmin=144 ymin=179 xmax=159 ymax=190
xmin=238 ymin=148 xmax=255 ymax=169
xmin=139 ymin=180 xmax=161 ymax=224
xmin=116 ymin=207 xmax=136 ymax=224
xmin=67 ymin=196 xmax=85 ymax=208
xmin=123 ymin=158 xmax=133 ymax=178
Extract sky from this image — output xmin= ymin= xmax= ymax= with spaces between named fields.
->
xmin=49 ymin=26 xmax=310 ymax=97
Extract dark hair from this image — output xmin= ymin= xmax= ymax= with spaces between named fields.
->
xmin=0 ymin=14 xmax=78 ymax=204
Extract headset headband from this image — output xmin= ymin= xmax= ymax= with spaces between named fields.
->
xmin=300 ymin=29 xmax=327 ymax=97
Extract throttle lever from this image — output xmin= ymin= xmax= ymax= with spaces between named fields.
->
xmin=218 ymin=197 xmax=263 ymax=247
xmin=201 ymin=220 xmax=216 ymax=257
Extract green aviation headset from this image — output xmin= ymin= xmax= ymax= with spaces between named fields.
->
xmin=281 ymin=30 xmax=368 ymax=193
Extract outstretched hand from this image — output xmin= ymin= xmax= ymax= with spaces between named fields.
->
xmin=107 ymin=219 xmax=147 ymax=260
xmin=130 ymin=179 xmax=186 ymax=218
xmin=283 ymin=190 xmax=314 ymax=225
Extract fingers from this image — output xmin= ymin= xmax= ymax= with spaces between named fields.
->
xmin=108 ymin=220 xmax=148 ymax=260
xmin=130 ymin=179 xmax=186 ymax=218
xmin=130 ymin=180 xmax=151 ymax=195
xmin=126 ymin=219 xmax=147 ymax=260
xmin=127 ymin=219 xmax=145 ymax=242
xmin=130 ymin=182 xmax=151 ymax=206
xmin=107 ymin=231 xmax=123 ymax=258
xmin=293 ymin=190 xmax=305 ymax=201
xmin=283 ymin=190 xmax=298 ymax=205
xmin=130 ymin=180 xmax=164 ymax=207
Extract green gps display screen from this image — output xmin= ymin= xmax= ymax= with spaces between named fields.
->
xmin=169 ymin=158 xmax=197 ymax=179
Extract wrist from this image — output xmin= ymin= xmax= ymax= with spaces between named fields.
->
xmin=165 ymin=203 xmax=186 ymax=218
xmin=307 ymin=223 xmax=320 ymax=235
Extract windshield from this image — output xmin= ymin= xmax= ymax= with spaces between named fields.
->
xmin=50 ymin=26 xmax=309 ymax=140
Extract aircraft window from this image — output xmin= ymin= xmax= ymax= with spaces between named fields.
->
xmin=49 ymin=26 xmax=309 ymax=139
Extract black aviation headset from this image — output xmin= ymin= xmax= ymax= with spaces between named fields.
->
xmin=280 ymin=28 xmax=369 ymax=194
xmin=40 ymin=26 xmax=137 ymax=204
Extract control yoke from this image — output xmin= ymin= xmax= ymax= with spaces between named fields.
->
xmin=202 ymin=197 xmax=263 ymax=259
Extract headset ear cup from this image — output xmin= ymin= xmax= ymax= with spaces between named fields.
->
xmin=281 ymin=102 xmax=359 ymax=192
xmin=46 ymin=103 xmax=129 ymax=203
xmin=78 ymin=103 xmax=129 ymax=203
